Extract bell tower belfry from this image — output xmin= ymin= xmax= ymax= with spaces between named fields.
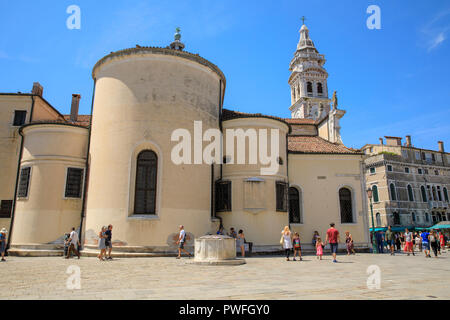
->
xmin=289 ymin=21 xmax=331 ymax=120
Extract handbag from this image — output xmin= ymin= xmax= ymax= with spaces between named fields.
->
xmin=280 ymin=235 xmax=284 ymax=245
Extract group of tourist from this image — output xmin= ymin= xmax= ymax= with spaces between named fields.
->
xmin=97 ymin=225 xmax=113 ymax=261
xmin=280 ymin=223 xmax=355 ymax=263
xmin=215 ymin=226 xmax=247 ymax=257
xmin=376 ymin=226 xmax=447 ymax=258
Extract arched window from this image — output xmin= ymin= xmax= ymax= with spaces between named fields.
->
xmin=307 ymin=82 xmax=313 ymax=94
xmin=317 ymin=83 xmax=323 ymax=95
xmin=390 ymin=183 xmax=397 ymax=201
xmin=407 ymin=185 xmax=414 ymax=202
xmin=412 ymin=212 xmax=416 ymax=223
xmin=444 ymin=187 xmax=449 ymax=202
xmin=339 ymin=187 xmax=354 ymax=223
xmin=425 ymin=212 xmax=430 ymax=222
xmin=437 ymin=213 xmax=442 ymax=222
xmin=134 ymin=150 xmax=158 ymax=215
xmin=393 ymin=212 xmax=400 ymax=225
xmin=421 ymin=186 xmax=427 ymax=202
xmin=372 ymin=185 xmax=379 ymax=202
xmin=432 ymin=187 xmax=437 ymax=201
xmin=288 ymin=187 xmax=302 ymax=224
xmin=376 ymin=213 xmax=381 ymax=227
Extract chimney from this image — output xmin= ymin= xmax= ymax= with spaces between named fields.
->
xmin=385 ymin=136 xmax=402 ymax=146
xmin=31 ymin=82 xmax=43 ymax=96
xmin=379 ymin=138 xmax=384 ymax=145
xmin=438 ymin=141 xmax=444 ymax=153
xmin=70 ymin=94 xmax=81 ymax=122
xmin=406 ymin=135 xmax=412 ymax=147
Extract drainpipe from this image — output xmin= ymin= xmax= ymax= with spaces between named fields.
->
xmin=6 ymin=95 xmax=35 ymax=253
xmin=78 ymin=79 xmax=96 ymax=251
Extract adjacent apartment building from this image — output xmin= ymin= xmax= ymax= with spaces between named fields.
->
xmin=361 ymin=136 xmax=450 ymax=229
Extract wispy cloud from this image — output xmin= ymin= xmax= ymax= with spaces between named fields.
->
xmin=0 ymin=50 xmax=39 ymax=63
xmin=420 ymin=9 xmax=450 ymax=52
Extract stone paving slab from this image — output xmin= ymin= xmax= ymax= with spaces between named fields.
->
xmin=0 ymin=251 xmax=449 ymax=300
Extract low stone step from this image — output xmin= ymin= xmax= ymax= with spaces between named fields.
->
xmin=8 ymin=248 xmax=63 ymax=257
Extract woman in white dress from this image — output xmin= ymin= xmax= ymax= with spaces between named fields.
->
xmin=281 ymin=226 xmax=293 ymax=261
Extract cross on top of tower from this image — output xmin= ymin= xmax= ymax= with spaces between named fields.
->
xmin=301 ymin=16 xmax=306 ymax=25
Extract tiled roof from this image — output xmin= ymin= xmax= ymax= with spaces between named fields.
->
xmin=222 ymin=109 xmax=291 ymax=131
xmin=284 ymin=118 xmax=317 ymax=125
xmin=288 ymin=135 xmax=361 ymax=154
xmin=63 ymin=115 xmax=91 ymax=127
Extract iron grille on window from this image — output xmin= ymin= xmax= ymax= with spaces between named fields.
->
xmin=339 ymin=188 xmax=353 ymax=223
xmin=215 ymin=181 xmax=231 ymax=212
xmin=13 ymin=110 xmax=27 ymax=126
xmin=18 ymin=167 xmax=31 ymax=198
xmin=135 ymin=151 xmax=157 ymax=215
xmin=276 ymin=182 xmax=288 ymax=212
xmin=65 ymin=168 xmax=84 ymax=198
xmin=0 ymin=200 xmax=13 ymax=218
xmin=288 ymin=187 xmax=301 ymax=223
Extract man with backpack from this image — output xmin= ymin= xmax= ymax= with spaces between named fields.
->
xmin=176 ymin=225 xmax=192 ymax=259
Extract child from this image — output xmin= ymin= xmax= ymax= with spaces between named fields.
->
xmin=63 ymin=233 xmax=70 ymax=258
xmin=292 ymin=232 xmax=302 ymax=261
xmin=316 ymin=237 xmax=324 ymax=260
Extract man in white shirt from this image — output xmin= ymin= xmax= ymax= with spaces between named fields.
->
xmin=66 ymin=227 xmax=81 ymax=259
xmin=176 ymin=225 xmax=192 ymax=259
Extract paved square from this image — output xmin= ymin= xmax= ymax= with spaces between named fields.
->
xmin=0 ymin=251 xmax=449 ymax=300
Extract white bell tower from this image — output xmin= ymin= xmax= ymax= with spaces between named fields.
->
xmin=289 ymin=20 xmax=331 ymax=120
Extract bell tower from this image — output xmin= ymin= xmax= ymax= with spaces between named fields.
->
xmin=289 ymin=20 xmax=331 ymax=120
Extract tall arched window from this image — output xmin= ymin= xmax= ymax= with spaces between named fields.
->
xmin=317 ymin=83 xmax=323 ymax=95
xmin=412 ymin=212 xmax=416 ymax=223
xmin=307 ymin=82 xmax=313 ymax=94
xmin=390 ymin=183 xmax=397 ymax=201
xmin=393 ymin=212 xmax=400 ymax=225
xmin=437 ymin=213 xmax=442 ymax=222
xmin=444 ymin=187 xmax=449 ymax=202
xmin=407 ymin=185 xmax=414 ymax=202
xmin=288 ymin=187 xmax=302 ymax=224
xmin=372 ymin=185 xmax=379 ymax=202
xmin=432 ymin=186 xmax=437 ymax=201
xmin=339 ymin=187 xmax=354 ymax=223
xmin=376 ymin=213 xmax=381 ymax=227
xmin=421 ymin=186 xmax=427 ymax=202
xmin=134 ymin=150 xmax=158 ymax=215
xmin=425 ymin=212 xmax=430 ymax=222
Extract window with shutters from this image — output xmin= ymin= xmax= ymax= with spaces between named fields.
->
xmin=216 ymin=181 xmax=231 ymax=212
xmin=376 ymin=213 xmax=381 ymax=227
xmin=134 ymin=150 xmax=158 ymax=215
xmin=407 ymin=185 xmax=414 ymax=202
xmin=0 ymin=200 xmax=13 ymax=218
xmin=276 ymin=182 xmax=288 ymax=212
xmin=444 ymin=187 xmax=449 ymax=202
xmin=421 ymin=186 xmax=427 ymax=202
xmin=372 ymin=185 xmax=379 ymax=202
xmin=288 ymin=187 xmax=302 ymax=224
xmin=65 ymin=168 xmax=84 ymax=198
xmin=339 ymin=187 xmax=354 ymax=223
xmin=18 ymin=167 xmax=31 ymax=198
xmin=13 ymin=110 xmax=27 ymax=126
xmin=389 ymin=183 xmax=397 ymax=201
xmin=317 ymin=83 xmax=323 ymax=95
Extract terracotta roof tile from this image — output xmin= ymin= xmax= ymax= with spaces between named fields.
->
xmin=63 ymin=115 xmax=91 ymax=127
xmin=288 ymin=135 xmax=361 ymax=154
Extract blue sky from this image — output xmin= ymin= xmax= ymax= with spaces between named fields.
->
xmin=1 ymin=0 xmax=449 ymax=150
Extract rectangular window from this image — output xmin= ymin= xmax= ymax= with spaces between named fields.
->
xmin=435 ymin=170 xmax=439 ymax=176
xmin=13 ymin=110 xmax=27 ymax=126
xmin=276 ymin=182 xmax=288 ymax=212
xmin=65 ymin=168 xmax=84 ymax=198
xmin=405 ymin=167 xmax=410 ymax=174
xmin=415 ymin=152 xmax=421 ymax=160
xmin=402 ymin=150 xmax=408 ymax=158
xmin=387 ymin=165 xmax=393 ymax=172
xmin=215 ymin=181 xmax=231 ymax=212
xmin=424 ymin=169 xmax=429 ymax=175
xmin=418 ymin=168 xmax=423 ymax=174
xmin=370 ymin=167 xmax=376 ymax=174
xmin=17 ymin=167 xmax=31 ymax=198
xmin=0 ymin=200 xmax=13 ymax=218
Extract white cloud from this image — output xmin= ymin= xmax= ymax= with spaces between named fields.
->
xmin=420 ymin=10 xmax=450 ymax=52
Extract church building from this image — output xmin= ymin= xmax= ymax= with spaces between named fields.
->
xmin=0 ymin=23 xmax=370 ymax=255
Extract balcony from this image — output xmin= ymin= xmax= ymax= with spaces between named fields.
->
xmin=429 ymin=201 xmax=446 ymax=209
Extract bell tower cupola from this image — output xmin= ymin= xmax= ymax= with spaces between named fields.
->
xmin=289 ymin=20 xmax=331 ymax=120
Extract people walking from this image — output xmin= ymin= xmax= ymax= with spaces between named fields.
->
xmin=66 ymin=227 xmax=80 ymax=259
xmin=439 ymin=231 xmax=446 ymax=253
xmin=312 ymin=231 xmax=320 ymax=248
xmin=421 ymin=230 xmax=431 ymax=258
xmin=97 ymin=226 xmax=107 ymax=261
xmin=385 ymin=226 xmax=395 ymax=255
xmin=281 ymin=226 xmax=293 ymax=261
xmin=404 ymin=228 xmax=415 ymax=256
xmin=325 ymin=223 xmax=340 ymax=263
xmin=415 ymin=232 xmax=422 ymax=252
xmin=176 ymin=225 xmax=192 ymax=259
xmin=0 ymin=228 xmax=7 ymax=262
xmin=345 ymin=231 xmax=355 ymax=255
xmin=429 ymin=230 xmax=439 ymax=258
xmin=292 ymin=232 xmax=302 ymax=261
xmin=237 ymin=230 xmax=245 ymax=257
xmin=395 ymin=233 xmax=401 ymax=251
xmin=105 ymin=225 xmax=113 ymax=260
xmin=316 ymin=237 xmax=324 ymax=260
xmin=375 ymin=231 xmax=384 ymax=254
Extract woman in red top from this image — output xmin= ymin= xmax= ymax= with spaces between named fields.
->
xmin=439 ymin=231 xmax=445 ymax=252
